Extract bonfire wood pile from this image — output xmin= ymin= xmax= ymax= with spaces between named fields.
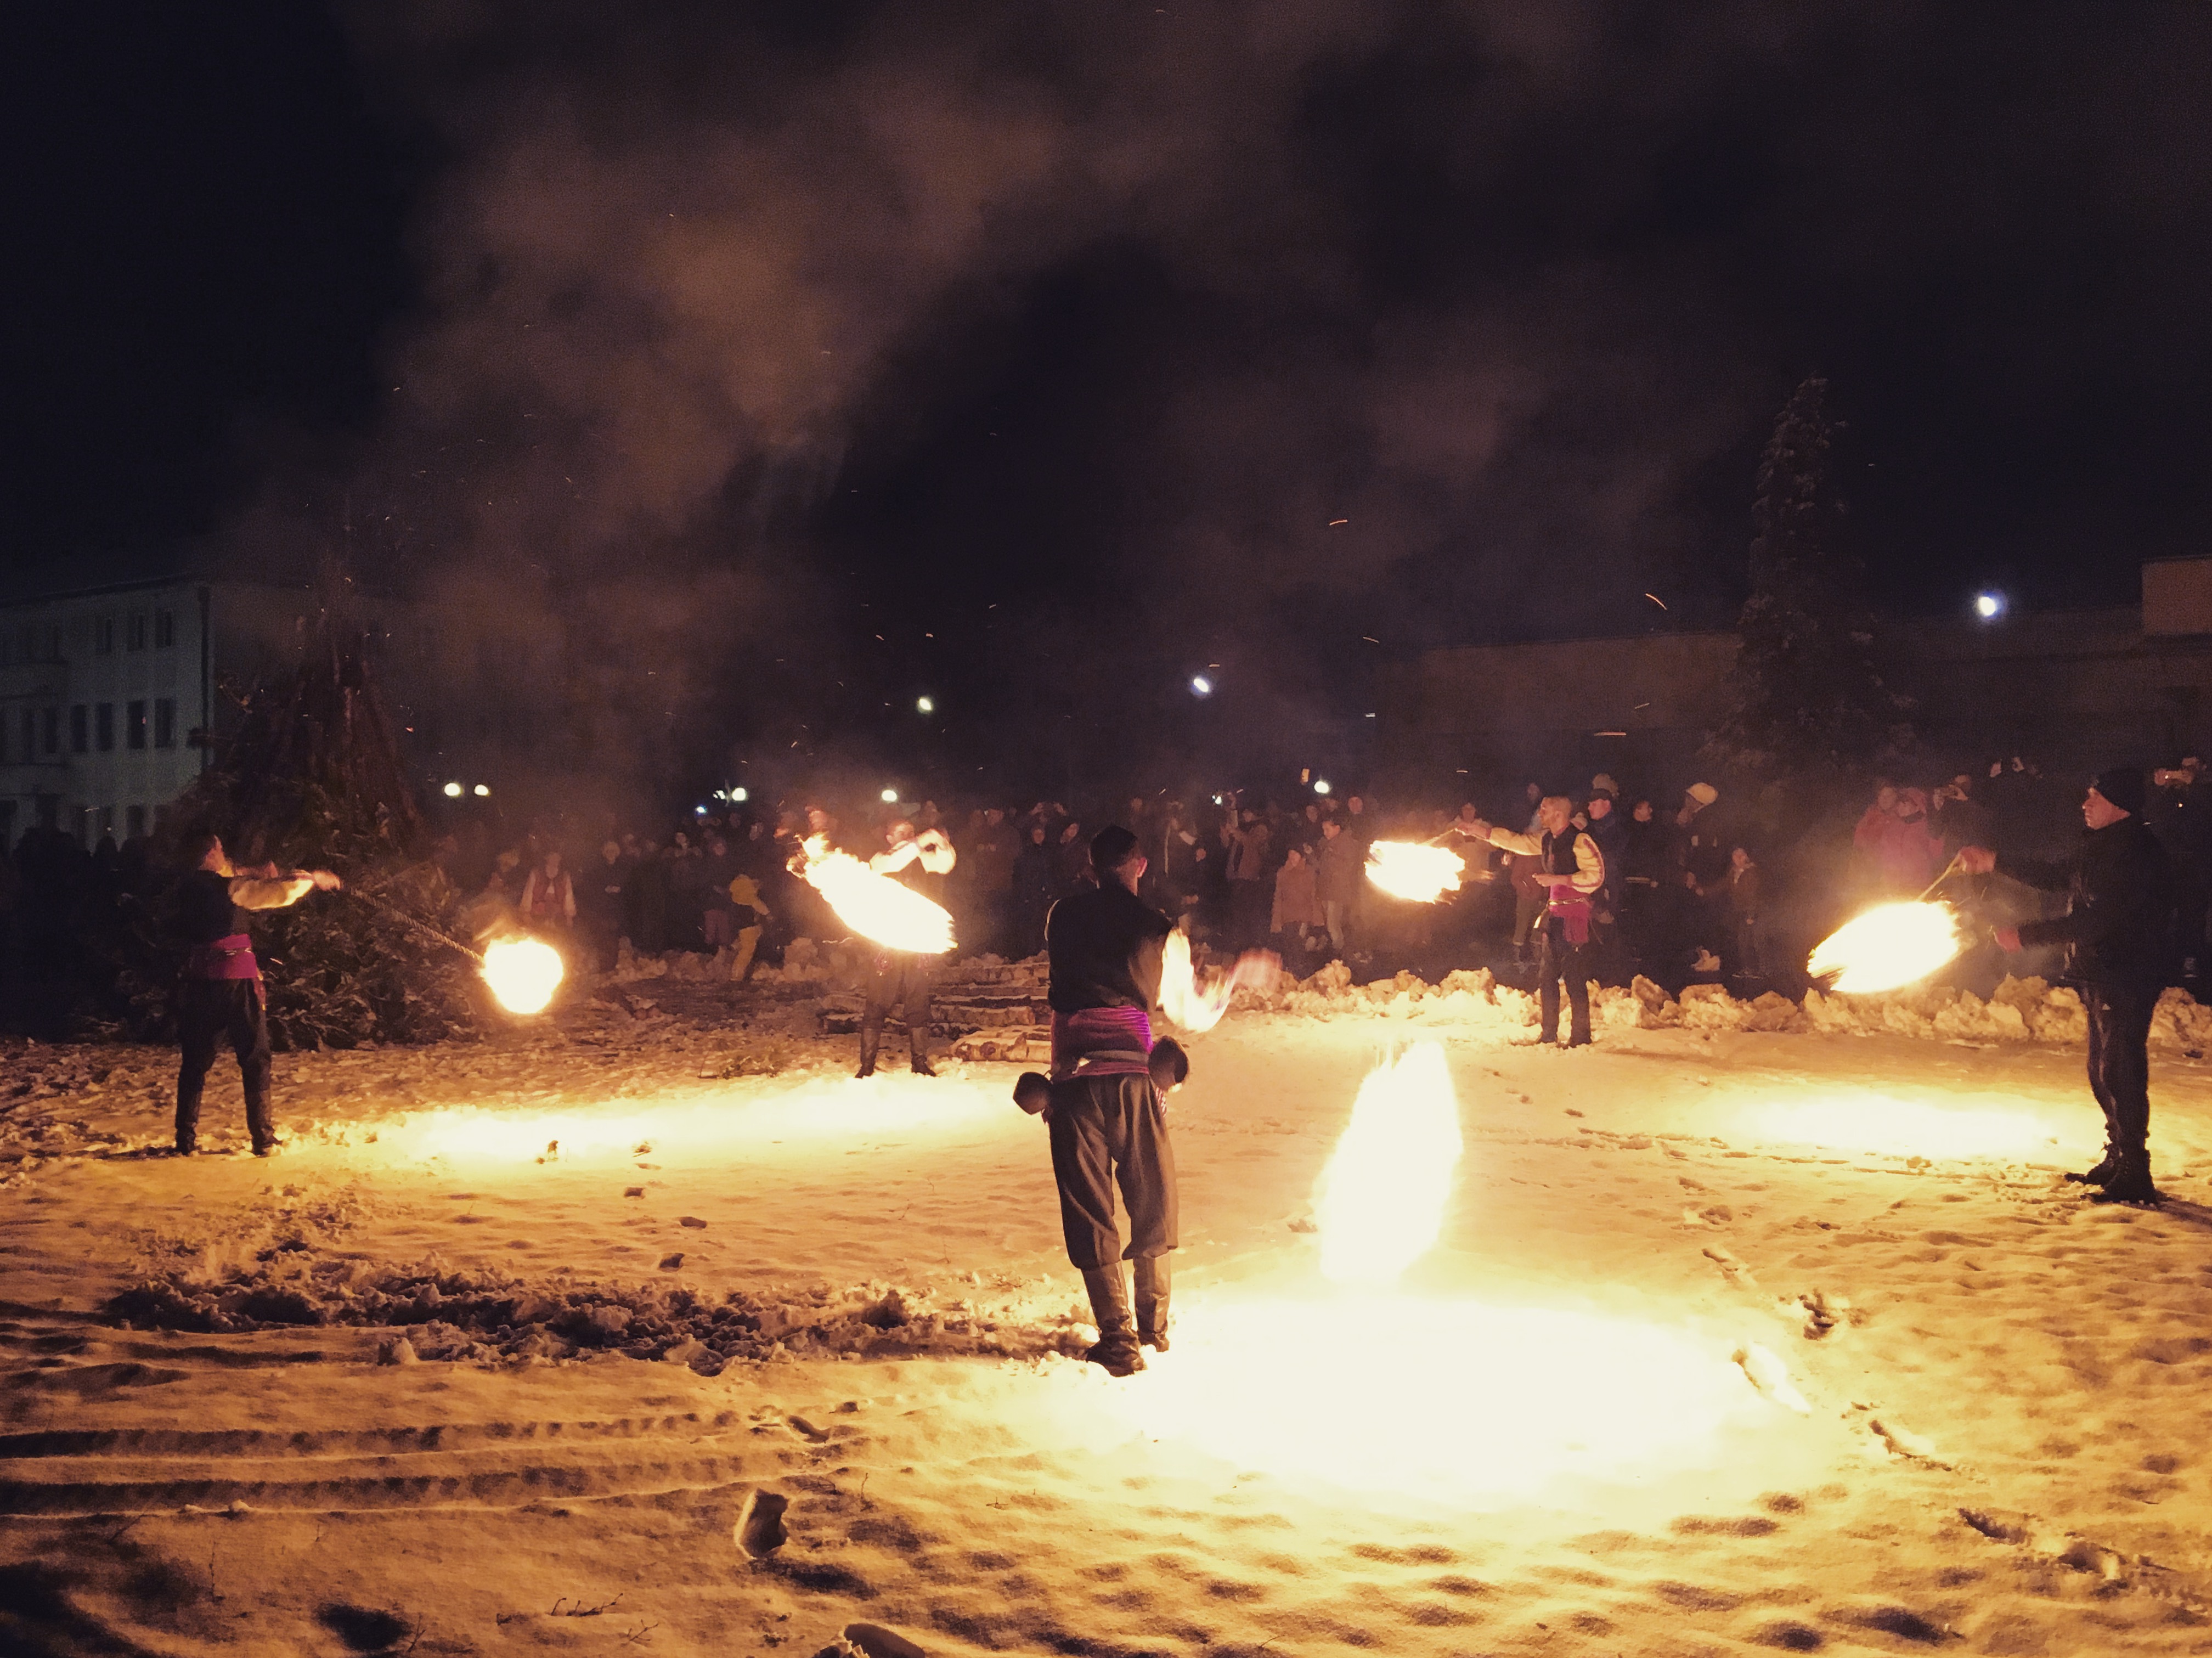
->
xmin=816 ymin=957 xmax=1053 ymax=1062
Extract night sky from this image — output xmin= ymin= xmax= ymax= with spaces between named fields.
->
xmin=5 ymin=3 xmax=2210 ymax=794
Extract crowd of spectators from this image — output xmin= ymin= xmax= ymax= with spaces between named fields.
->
xmin=2 ymin=752 xmax=2202 ymax=1034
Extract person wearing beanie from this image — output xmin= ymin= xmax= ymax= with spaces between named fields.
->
xmin=1957 ymin=766 xmax=2175 ymax=1204
xmin=1038 ymin=822 xmax=1182 ymax=1376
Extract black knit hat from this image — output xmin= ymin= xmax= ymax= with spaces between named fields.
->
xmin=2091 ymin=766 xmax=2146 ymax=815
xmin=1091 ymin=824 xmax=1141 ymax=871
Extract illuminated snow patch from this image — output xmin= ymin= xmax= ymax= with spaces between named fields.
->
xmin=1093 ymin=1295 xmax=1778 ymax=1505
xmin=1741 ymin=1092 xmax=2076 ymax=1160
xmin=358 ymin=1072 xmax=1007 ymax=1164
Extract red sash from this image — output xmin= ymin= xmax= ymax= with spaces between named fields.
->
xmin=186 ymin=932 xmax=262 ymax=980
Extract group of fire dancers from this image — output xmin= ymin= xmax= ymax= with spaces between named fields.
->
xmin=168 ymin=760 xmax=2175 ymax=1377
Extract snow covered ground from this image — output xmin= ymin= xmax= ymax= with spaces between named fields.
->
xmin=9 ymin=977 xmax=2212 ymax=1656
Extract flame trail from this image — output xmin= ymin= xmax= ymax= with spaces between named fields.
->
xmin=1157 ymin=930 xmax=1276 ymax=1034
xmin=1807 ymin=900 xmax=1961 ymax=992
xmin=1313 ymin=1042 xmax=1463 ymax=1285
xmin=482 ymin=936 xmax=565 ymax=1014
xmin=1365 ymin=840 xmax=1464 ymax=904
xmin=795 ymin=835 xmax=955 ymax=954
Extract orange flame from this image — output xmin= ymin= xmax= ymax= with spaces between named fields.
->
xmin=1365 ymin=840 xmax=1464 ymax=904
xmin=797 ymin=834 xmax=955 ymax=954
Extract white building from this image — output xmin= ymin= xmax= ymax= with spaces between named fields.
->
xmin=0 ymin=577 xmax=216 ymax=847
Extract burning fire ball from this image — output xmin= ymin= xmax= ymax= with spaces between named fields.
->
xmin=481 ymin=937 xmax=565 ymax=1014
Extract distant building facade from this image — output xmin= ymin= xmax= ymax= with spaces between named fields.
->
xmin=1379 ymin=558 xmax=2212 ymax=791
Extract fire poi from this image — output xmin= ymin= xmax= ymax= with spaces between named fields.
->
xmin=794 ymin=833 xmax=956 ymax=954
xmin=481 ymin=935 xmax=566 ymax=1014
xmin=1156 ymin=928 xmax=1275 ymax=1033
xmin=1364 ymin=839 xmax=1464 ymax=904
xmin=1806 ymin=900 xmax=1962 ymax=992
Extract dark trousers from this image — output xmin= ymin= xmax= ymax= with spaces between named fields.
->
xmin=176 ymin=978 xmax=273 ymax=1151
xmin=861 ymin=952 xmax=932 ymax=1061
xmin=2084 ymin=982 xmax=2156 ymax=1157
xmin=1047 ymin=1072 xmax=1178 ymax=1270
xmin=1536 ymin=928 xmax=1592 ymax=1044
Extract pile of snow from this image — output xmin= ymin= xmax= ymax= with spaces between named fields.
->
xmin=1236 ymin=962 xmax=2212 ymax=1053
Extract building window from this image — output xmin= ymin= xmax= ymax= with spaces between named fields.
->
xmin=94 ymin=616 xmax=115 ymax=655
xmin=70 ymin=705 xmax=88 ymax=754
xmin=127 ymin=804 xmax=146 ymax=840
xmin=42 ymin=707 xmax=59 ymax=755
xmin=96 ymin=703 xmax=115 ymax=752
xmin=127 ymin=701 xmax=147 ymax=749
xmin=155 ymin=698 xmax=176 ymax=748
xmin=127 ymin=613 xmax=146 ymax=651
xmin=155 ymin=608 xmax=175 ymax=648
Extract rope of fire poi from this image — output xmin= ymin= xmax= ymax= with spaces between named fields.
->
xmin=336 ymin=885 xmax=487 ymax=963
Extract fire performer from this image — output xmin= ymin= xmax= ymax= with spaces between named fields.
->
xmin=172 ymin=832 xmax=341 ymax=1155
xmin=857 ymin=819 xmax=957 ymax=1077
xmin=1458 ymin=795 xmax=1606 ymax=1046
xmin=1039 ymin=825 xmax=1181 ymax=1375
xmin=1957 ymin=768 xmax=2175 ymax=1204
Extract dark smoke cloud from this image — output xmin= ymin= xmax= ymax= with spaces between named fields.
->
xmin=242 ymin=0 xmax=2212 ymax=797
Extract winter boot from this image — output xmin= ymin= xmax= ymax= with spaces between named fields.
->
xmin=909 ymin=1033 xmax=937 ymax=1078
xmin=2090 ymin=1153 xmax=2163 ymax=1206
xmin=856 ymin=1013 xmax=882 ymax=1079
xmin=2064 ymin=1147 xmax=2120 ymax=1186
xmin=1080 ymin=1265 xmax=1146 ymax=1377
xmin=1133 ymin=1254 xmax=1171 ymax=1352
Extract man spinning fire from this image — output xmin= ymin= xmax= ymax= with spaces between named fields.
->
xmin=1023 ymin=825 xmax=1186 ymax=1376
xmin=857 ymin=819 xmax=957 ymax=1077
xmin=173 ymin=832 xmax=341 ymax=1155
xmin=1957 ymin=767 xmax=2174 ymax=1205
xmin=1458 ymin=794 xmax=1606 ymax=1046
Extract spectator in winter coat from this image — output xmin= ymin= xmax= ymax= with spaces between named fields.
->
xmin=1011 ymin=824 xmax=1059 ymax=957
xmin=520 ymin=851 xmax=576 ymax=935
xmin=1224 ymin=809 xmax=1272 ymax=947
xmin=1270 ymin=845 xmax=1326 ymax=965
xmin=1314 ymin=817 xmax=1365 ymax=958
xmin=1721 ymin=846 xmax=1762 ymax=980
xmin=580 ymin=840 xmax=630 ymax=967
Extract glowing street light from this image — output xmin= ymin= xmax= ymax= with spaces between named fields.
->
xmin=1974 ymin=591 xmax=2006 ymax=620
xmin=1190 ymin=675 xmax=1213 ymax=696
xmin=442 ymin=781 xmax=462 ymax=798
xmin=1314 ymin=779 xmax=1333 ymax=795
xmin=473 ymin=783 xmax=490 ymax=797
xmin=881 ymin=788 xmax=900 ymax=803
xmin=916 ymin=695 xmax=935 ymax=714
xmin=731 ymin=787 xmax=748 ymax=803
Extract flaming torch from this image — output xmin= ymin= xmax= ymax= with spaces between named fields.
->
xmin=1806 ymin=900 xmax=1962 ymax=992
xmin=794 ymin=834 xmax=955 ymax=954
xmin=1364 ymin=839 xmax=1465 ymax=904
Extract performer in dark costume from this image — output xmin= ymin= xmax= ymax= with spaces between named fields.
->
xmin=173 ymin=832 xmax=340 ymax=1155
xmin=1459 ymin=794 xmax=1607 ymax=1046
xmin=857 ymin=820 xmax=956 ymax=1078
xmin=1038 ymin=825 xmax=1178 ymax=1375
xmin=1960 ymin=767 xmax=2175 ymax=1204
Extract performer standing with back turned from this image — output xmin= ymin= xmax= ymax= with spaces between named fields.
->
xmin=1032 ymin=825 xmax=1183 ymax=1376
xmin=173 ymin=832 xmax=341 ymax=1156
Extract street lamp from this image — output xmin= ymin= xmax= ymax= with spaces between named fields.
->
xmin=1974 ymin=592 xmax=2006 ymax=621
xmin=916 ymin=695 xmax=935 ymax=714
xmin=881 ymin=788 xmax=899 ymax=803
xmin=473 ymin=784 xmax=490 ymax=797
xmin=442 ymin=781 xmax=462 ymax=798
xmin=1190 ymin=675 xmax=1213 ymax=696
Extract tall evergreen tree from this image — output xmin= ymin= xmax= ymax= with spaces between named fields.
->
xmin=1709 ymin=377 xmax=1903 ymax=777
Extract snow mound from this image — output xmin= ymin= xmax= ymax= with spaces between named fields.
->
xmin=1235 ymin=962 xmax=2212 ymax=1052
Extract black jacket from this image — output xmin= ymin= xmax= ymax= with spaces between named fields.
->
xmin=1045 ymin=882 xmax=1173 ymax=1013
xmin=2009 ymin=816 xmax=2175 ymax=990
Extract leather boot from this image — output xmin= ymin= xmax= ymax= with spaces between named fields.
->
xmin=2090 ymin=1151 xmax=2162 ymax=1206
xmin=856 ymin=1013 xmax=882 ymax=1079
xmin=1080 ymin=1265 xmax=1146 ymax=1377
xmin=909 ymin=1030 xmax=936 ymax=1077
xmin=2064 ymin=1147 xmax=2119 ymax=1186
xmin=1133 ymin=1254 xmax=1171 ymax=1352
